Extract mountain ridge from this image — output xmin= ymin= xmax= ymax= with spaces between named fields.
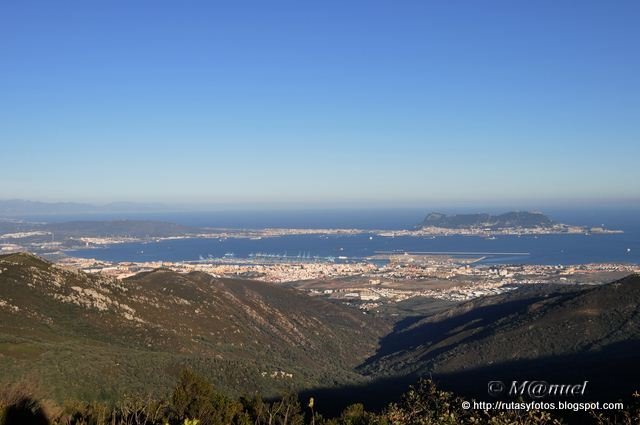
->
xmin=0 ymin=253 xmax=389 ymax=401
xmin=421 ymin=211 xmax=554 ymax=229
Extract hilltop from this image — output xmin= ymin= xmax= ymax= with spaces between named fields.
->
xmin=421 ymin=211 xmax=554 ymax=229
xmin=0 ymin=253 xmax=390 ymax=402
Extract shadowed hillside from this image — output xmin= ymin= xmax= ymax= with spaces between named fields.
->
xmin=359 ymin=274 xmax=640 ymax=400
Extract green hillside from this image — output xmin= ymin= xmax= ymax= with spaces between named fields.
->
xmin=0 ymin=253 xmax=389 ymax=402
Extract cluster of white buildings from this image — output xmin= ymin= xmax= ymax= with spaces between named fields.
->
xmin=55 ymin=255 xmax=640 ymax=311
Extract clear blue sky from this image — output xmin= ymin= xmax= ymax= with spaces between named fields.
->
xmin=1 ymin=1 xmax=638 ymax=207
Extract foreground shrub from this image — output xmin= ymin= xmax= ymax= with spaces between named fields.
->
xmin=385 ymin=379 xmax=471 ymax=425
xmin=590 ymin=391 xmax=640 ymax=425
xmin=240 ymin=392 xmax=303 ymax=425
xmin=0 ymin=396 xmax=50 ymax=425
xmin=1 ymin=372 xmax=637 ymax=425
xmin=171 ymin=369 xmax=249 ymax=425
xmin=384 ymin=380 xmax=562 ymax=425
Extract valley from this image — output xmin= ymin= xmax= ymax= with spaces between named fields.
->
xmin=1 ymin=251 xmax=639 ymax=412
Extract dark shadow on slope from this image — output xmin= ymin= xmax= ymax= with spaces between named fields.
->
xmin=301 ymin=339 xmax=640 ymax=417
xmin=359 ymin=293 xmax=569 ymax=370
xmin=432 ymin=339 xmax=640 ymax=399
xmin=297 ymin=375 xmax=416 ymax=417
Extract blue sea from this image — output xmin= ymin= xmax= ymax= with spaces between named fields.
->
xmin=58 ymin=207 xmax=640 ymax=266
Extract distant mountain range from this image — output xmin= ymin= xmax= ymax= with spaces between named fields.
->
xmin=43 ymin=219 xmax=198 ymax=238
xmin=0 ymin=199 xmax=173 ymax=215
xmin=421 ymin=211 xmax=554 ymax=229
xmin=0 ymin=219 xmax=203 ymax=247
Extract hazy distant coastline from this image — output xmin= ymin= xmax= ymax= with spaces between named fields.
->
xmin=0 ymin=210 xmax=624 ymax=258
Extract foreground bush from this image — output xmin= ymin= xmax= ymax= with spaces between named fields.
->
xmin=1 ymin=372 xmax=637 ymax=425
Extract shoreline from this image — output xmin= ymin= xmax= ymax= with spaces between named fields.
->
xmin=42 ymin=224 xmax=625 ymax=248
